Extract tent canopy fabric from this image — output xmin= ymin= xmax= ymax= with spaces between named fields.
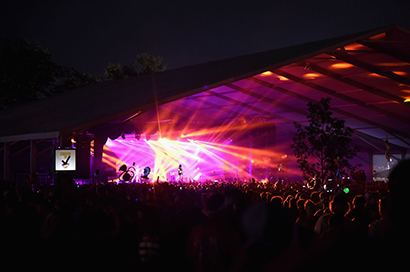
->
xmin=1 ymin=25 xmax=410 ymax=152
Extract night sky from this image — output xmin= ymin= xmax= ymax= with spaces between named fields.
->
xmin=2 ymin=0 xmax=410 ymax=77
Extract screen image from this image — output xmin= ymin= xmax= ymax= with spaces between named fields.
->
xmin=55 ymin=149 xmax=76 ymax=171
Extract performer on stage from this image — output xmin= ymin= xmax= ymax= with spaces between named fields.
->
xmin=178 ymin=164 xmax=183 ymax=181
xmin=142 ymin=166 xmax=151 ymax=181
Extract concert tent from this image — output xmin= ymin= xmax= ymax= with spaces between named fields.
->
xmin=1 ymin=25 xmax=410 ymax=182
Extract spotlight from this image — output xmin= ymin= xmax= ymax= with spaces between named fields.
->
xmin=121 ymin=133 xmax=126 ymax=140
xmin=194 ymin=172 xmax=202 ymax=180
xmin=146 ymin=134 xmax=151 ymax=141
xmin=135 ymin=134 xmax=141 ymax=141
xmin=304 ymin=60 xmax=311 ymax=70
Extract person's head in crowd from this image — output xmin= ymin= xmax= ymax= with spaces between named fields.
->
xmin=329 ymin=193 xmax=350 ymax=216
xmin=352 ymin=195 xmax=366 ymax=211
xmin=202 ymin=193 xmax=228 ymax=218
xmin=246 ymin=189 xmax=254 ymax=201
xmin=310 ymin=191 xmax=320 ymax=203
xmin=378 ymin=197 xmax=387 ymax=218
xmin=241 ymin=200 xmax=294 ymax=267
xmin=283 ymin=195 xmax=293 ymax=208
xmin=225 ymin=188 xmax=248 ymax=212
xmin=388 ymin=159 xmax=410 ymax=226
xmin=304 ymin=199 xmax=315 ymax=217
xmin=289 ymin=197 xmax=297 ymax=210
xmin=260 ymin=191 xmax=268 ymax=202
xmin=297 ymin=199 xmax=305 ymax=212
xmin=270 ymin=195 xmax=283 ymax=206
xmin=319 ymin=191 xmax=329 ymax=202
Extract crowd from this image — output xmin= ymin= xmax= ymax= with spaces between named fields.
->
xmin=1 ymin=160 xmax=409 ymax=271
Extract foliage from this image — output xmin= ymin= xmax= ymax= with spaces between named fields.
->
xmin=0 ymin=39 xmax=99 ymax=109
xmin=0 ymin=39 xmax=61 ymax=108
xmin=135 ymin=53 xmax=166 ymax=75
xmin=104 ymin=53 xmax=166 ymax=80
xmin=105 ymin=63 xmax=130 ymax=80
xmin=290 ymin=98 xmax=360 ymax=186
xmin=0 ymin=39 xmax=166 ymax=109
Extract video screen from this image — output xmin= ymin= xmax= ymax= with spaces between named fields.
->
xmin=55 ymin=149 xmax=76 ymax=171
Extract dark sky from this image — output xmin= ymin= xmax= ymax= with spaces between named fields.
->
xmin=2 ymin=0 xmax=410 ymax=76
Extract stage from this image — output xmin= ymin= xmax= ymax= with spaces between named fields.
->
xmin=96 ymin=120 xmax=298 ymax=183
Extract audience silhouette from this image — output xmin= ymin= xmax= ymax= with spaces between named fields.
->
xmin=1 ymin=160 xmax=408 ymax=271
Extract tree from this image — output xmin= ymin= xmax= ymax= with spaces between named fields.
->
xmin=105 ymin=63 xmax=130 ymax=80
xmin=54 ymin=67 xmax=100 ymax=93
xmin=135 ymin=52 xmax=166 ymax=75
xmin=0 ymin=38 xmax=99 ymax=109
xmin=0 ymin=39 xmax=62 ymax=108
xmin=290 ymin=98 xmax=360 ymax=187
xmin=104 ymin=52 xmax=166 ymax=80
